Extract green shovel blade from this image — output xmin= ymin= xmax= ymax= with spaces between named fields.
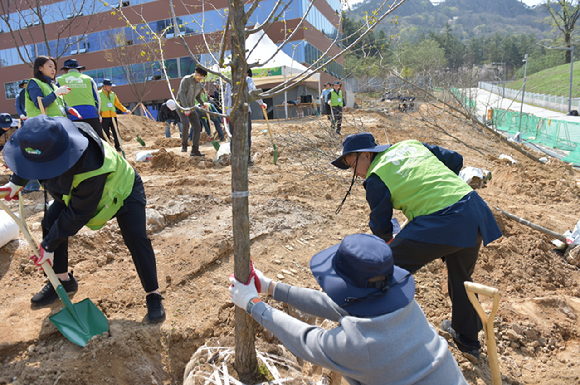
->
xmin=211 ymin=138 xmax=220 ymax=151
xmin=49 ymin=285 xmax=108 ymax=347
xmin=273 ymin=143 xmax=278 ymax=165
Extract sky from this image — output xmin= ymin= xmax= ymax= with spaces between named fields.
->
xmin=347 ymin=0 xmax=546 ymax=7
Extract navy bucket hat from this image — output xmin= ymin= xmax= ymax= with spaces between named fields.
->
xmin=310 ymin=233 xmax=415 ymax=317
xmin=102 ymin=78 xmax=115 ymax=87
xmin=3 ymin=115 xmax=88 ymax=180
xmin=60 ymin=59 xmax=86 ymax=71
xmin=0 ymin=113 xmax=13 ymax=129
xmin=331 ymin=132 xmax=390 ymax=169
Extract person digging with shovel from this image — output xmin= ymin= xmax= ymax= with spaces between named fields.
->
xmin=331 ymin=132 xmax=502 ymax=363
xmin=0 ymin=115 xmax=165 ymax=323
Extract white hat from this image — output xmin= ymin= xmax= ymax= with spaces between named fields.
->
xmin=166 ymin=99 xmax=176 ymax=111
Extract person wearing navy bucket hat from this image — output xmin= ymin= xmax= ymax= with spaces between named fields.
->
xmin=0 ymin=115 xmax=165 ymax=323
xmin=331 ymin=132 xmax=502 ymax=363
xmin=228 ymin=234 xmax=467 ymax=385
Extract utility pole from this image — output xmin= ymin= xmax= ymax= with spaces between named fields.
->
xmin=517 ymin=54 xmax=528 ymax=141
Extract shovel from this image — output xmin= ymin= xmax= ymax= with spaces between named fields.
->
xmin=111 ymin=117 xmax=126 ymax=159
xmin=0 ymin=192 xmax=108 ymax=347
xmin=464 ymin=282 xmax=501 ymax=385
xmin=261 ymin=105 xmax=278 ymax=165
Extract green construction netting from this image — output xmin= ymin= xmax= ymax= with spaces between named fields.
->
xmin=491 ymin=108 xmax=580 ymax=165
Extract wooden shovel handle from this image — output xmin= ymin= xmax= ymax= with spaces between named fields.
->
xmin=37 ymin=97 xmax=46 ymax=115
xmin=464 ymin=281 xmax=499 ymax=297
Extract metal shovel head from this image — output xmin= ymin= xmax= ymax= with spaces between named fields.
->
xmin=49 ymin=285 xmax=108 ymax=347
xmin=211 ymin=137 xmax=220 ymax=151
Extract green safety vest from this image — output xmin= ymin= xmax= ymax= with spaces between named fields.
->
xmin=329 ymin=90 xmax=344 ymax=107
xmin=62 ymin=142 xmax=135 ymax=230
xmin=368 ymin=140 xmax=473 ymax=221
xmin=24 ymin=78 xmax=65 ymax=118
xmin=99 ymin=90 xmax=117 ymax=113
xmin=57 ymin=72 xmax=96 ymax=107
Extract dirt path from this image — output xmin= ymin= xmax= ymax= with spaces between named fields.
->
xmin=1 ymin=109 xmax=579 ymax=385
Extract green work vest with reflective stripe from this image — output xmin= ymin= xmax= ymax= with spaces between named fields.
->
xmin=62 ymin=142 xmax=135 ymax=230
xmin=24 ymin=78 xmax=65 ymax=118
xmin=329 ymin=90 xmax=344 ymax=107
xmin=99 ymin=90 xmax=116 ymax=113
xmin=57 ymin=72 xmax=96 ymax=107
xmin=368 ymin=140 xmax=473 ymax=221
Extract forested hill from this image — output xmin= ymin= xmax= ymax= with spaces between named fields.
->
xmin=348 ymin=0 xmax=552 ymax=41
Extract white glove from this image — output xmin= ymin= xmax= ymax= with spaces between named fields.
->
xmin=54 ymin=86 xmax=71 ymax=96
xmin=254 ymin=268 xmax=272 ymax=294
xmin=229 ymin=275 xmax=259 ymax=311
xmin=19 ymin=114 xmax=26 ymax=120
xmin=30 ymin=246 xmax=54 ymax=268
xmin=0 ymin=181 xmax=24 ymax=201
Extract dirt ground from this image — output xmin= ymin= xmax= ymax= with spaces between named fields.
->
xmin=1 ymin=103 xmax=580 ymax=385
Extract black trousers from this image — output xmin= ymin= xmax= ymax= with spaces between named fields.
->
xmin=389 ymin=235 xmax=483 ymax=344
xmin=330 ymin=106 xmax=343 ymax=131
xmin=177 ymin=109 xmax=202 ymax=151
xmin=77 ymin=118 xmax=105 ymax=140
xmin=101 ymin=117 xmax=121 ymax=151
xmin=43 ymin=175 xmax=159 ymax=293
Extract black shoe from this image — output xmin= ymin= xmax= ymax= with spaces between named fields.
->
xmin=190 ymin=150 xmax=205 ymax=157
xmin=145 ymin=293 xmax=166 ymax=323
xmin=31 ymin=272 xmax=78 ymax=306
xmin=181 ymin=145 xmax=187 ymax=152
xmin=441 ymin=320 xmax=480 ymax=363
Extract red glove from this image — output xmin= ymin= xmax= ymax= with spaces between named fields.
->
xmin=30 ymin=246 xmax=54 ymax=268
xmin=68 ymin=107 xmax=82 ymax=119
xmin=0 ymin=182 xmax=24 ymax=201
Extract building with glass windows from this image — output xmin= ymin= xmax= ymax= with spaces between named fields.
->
xmin=0 ymin=0 xmax=343 ymax=119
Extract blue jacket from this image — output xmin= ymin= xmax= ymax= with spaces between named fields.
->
xmin=364 ymin=143 xmax=502 ymax=247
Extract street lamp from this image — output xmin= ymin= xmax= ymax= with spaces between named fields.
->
xmin=492 ymin=62 xmax=506 ymax=98
xmin=547 ymin=45 xmax=575 ymax=115
xmin=518 ymin=54 xmax=529 ymax=139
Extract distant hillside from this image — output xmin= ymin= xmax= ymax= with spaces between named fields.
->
xmin=348 ymin=0 xmax=553 ymax=42
xmin=507 ymin=61 xmax=580 ymax=98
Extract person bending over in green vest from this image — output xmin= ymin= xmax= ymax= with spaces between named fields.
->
xmin=0 ymin=115 xmax=165 ymax=323
xmin=24 ymin=55 xmax=81 ymax=119
xmin=331 ymin=132 xmax=502 ymax=363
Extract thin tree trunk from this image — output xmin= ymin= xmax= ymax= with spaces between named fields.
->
xmin=229 ymin=0 xmax=257 ymax=381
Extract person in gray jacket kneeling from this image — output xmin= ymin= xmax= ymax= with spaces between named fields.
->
xmin=229 ymin=233 xmax=467 ymax=385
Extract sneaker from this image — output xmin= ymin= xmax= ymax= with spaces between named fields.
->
xmin=145 ymin=293 xmax=166 ymax=323
xmin=190 ymin=150 xmax=205 ymax=157
xmin=440 ymin=320 xmax=480 ymax=363
xmin=335 ymin=129 xmax=342 ymax=135
xmin=248 ymin=158 xmax=254 ymax=166
xmin=31 ymin=272 xmax=78 ymax=306
xmin=181 ymin=145 xmax=187 ymax=152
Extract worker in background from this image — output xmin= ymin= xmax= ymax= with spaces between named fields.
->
xmin=331 ymin=132 xmax=502 ymax=363
xmin=57 ymin=59 xmax=103 ymax=139
xmin=0 ymin=115 xmax=165 ymax=323
xmin=99 ymin=79 xmax=131 ymax=152
xmin=25 ymin=55 xmax=78 ymax=118
xmin=15 ymin=80 xmax=28 ymax=123
xmin=176 ymin=67 xmax=207 ymax=156
xmin=320 ymin=82 xmax=332 ymax=120
xmin=158 ymin=99 xmax=182 ymax=138
xmin=229 ymin=233 xmax=468 ymax=385
xmin=326 ymin=81 xmax=346 ymax=135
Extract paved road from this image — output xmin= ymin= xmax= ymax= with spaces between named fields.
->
xmin=470 ymin=88 xmax=580 ymax=123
